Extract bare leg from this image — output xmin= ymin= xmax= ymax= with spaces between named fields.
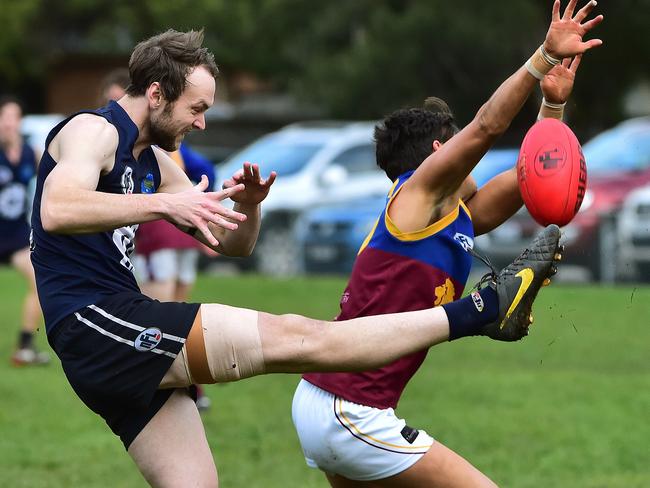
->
xmin=161 ymin=304 xmax=450 ymax=387
xmin=128 ymin=389 xmax=218 ymax=488
xmin=11 ymin=248 xmax=41 ymax=333
xmin=326 ymin=442 xmax=497 ymax=488
xmin=257 ymin=307 xmax=450 ymax=373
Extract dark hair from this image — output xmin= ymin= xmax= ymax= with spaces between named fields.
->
xmin=0 ymin=95 xmax=23 ymax=114
xmin=375 ymin=97 xmax=459 ymax=181
xmin=126 ymin=29 xmax=219 ymax=103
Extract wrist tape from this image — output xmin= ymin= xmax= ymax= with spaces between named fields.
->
xmin=537 ymin=97 xmax=566 ymax=120
xmin=526 ymin=45 xmax=560 ymax=80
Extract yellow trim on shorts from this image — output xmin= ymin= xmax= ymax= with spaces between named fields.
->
xmin=335 ymin=397 xmax=431 ymax=450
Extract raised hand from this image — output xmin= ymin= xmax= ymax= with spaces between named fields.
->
xmin=222 ymin=161 xmax=277 ymax=205
xmin=544 ymin=0 xmax=603 ymax=59
xmin=166 ymin=175 xmax=247 ymax=246
xmin=541 ymin=55 xmax=582 ymax=104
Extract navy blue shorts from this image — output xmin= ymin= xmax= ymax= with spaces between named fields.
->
xmin=0 ymin=222 xmax=30 ymax=263
xmin=48 ymin=291 xmax=200 ymax=449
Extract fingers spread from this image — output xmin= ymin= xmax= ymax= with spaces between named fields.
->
xmin=552 ymin=0 xmax=561 ymax=21
xmin=581 ymin=14 xmax=604 ymax=32
xmin=562 ymin=0 xmax=578 ymax=20
xmin=263 ymin=171 xmax=277 ymax=188
xmin=569 ymin=54 xmax=582 ymax=72
xmin=196 ymin=223 xmax=219 ymax=247
xmin=218 ymin=183 xmax=246 ymax=200
xmin=574 ymin=0 xmax=597 ymax=22
xmin=195 ymin=174 xmax=209 ymax=192
xmin=582 ymin=38 xmax=603 ymax=51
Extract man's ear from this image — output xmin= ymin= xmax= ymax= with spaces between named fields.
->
xmin=432 ymin=140 xmax=442 ymax=152
xmin=146 ymin=82 xmax=163 ymax=109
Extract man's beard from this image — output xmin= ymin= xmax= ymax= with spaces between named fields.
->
xmin=150 ymin=104 xmax=180 ymax=152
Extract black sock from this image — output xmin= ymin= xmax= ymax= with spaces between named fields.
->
xmin=442 ymin=287 xmax=499 ymax=341
xmin=19 ymin=331 xmax=34 ymax=350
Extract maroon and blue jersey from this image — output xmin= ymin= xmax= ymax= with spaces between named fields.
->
xmin=0 ymin=142 xmax=36 ymax=255
xmin=304 ymin=170 xmax=475 ymax=409
xmin=30 ymin=101 xmax=161 ymax=335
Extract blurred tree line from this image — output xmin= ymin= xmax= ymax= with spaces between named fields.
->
xmin=1 ymin=0 xmax=647 ymax=141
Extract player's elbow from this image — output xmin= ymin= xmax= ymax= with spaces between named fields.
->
xmin=40 ymin=202 xmax=66 ymax=233
xmin=41 ymin=193 xmax=74 ymax=233
xmin=475 ymin=103 xmax=509 ymax=138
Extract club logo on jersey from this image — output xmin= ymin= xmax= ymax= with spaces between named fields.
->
xmin=0 ymin=183 xmax=27 ymax=219
xmin=434 ymin=278 xmax=455 ymax=306
xmin=471 ymin=291 xmax=484 ymax=312
xmin=0 ymin=166 xmax=12 ymax=185
xmin=453 ymin=233 xmax=474 ymax=251
xmin=134 ymin=327 xmax=162 ymax=352
xmin=121 ymin=165 xmax=134 ymax=195
xmin=141 ymin=172 xmax=155 ymax=194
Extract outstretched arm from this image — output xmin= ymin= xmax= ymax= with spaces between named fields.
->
xmin=41 ymin=115 xmax=247 ymax=246
xmin=467 ymin=55 xmax=584 ymax=236
xmin=388 ymin=0 xmax=602 ymax=233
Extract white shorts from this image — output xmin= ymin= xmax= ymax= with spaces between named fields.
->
xmin=134 ymin=249 xmax=200 ymax=284
xmin=291 ymin=379 xmax=434 ymax=481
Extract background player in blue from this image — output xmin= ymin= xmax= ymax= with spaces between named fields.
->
xmin=0 ymin=96 xmax=49 ymax=366
xmin=31 ymin=29 xmax=566 ymax=486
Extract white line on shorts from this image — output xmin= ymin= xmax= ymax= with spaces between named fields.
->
xmin=87 ymin=304 xmax=186 ymax=343
xmin=75 ymin=313 xmax=177 ymax=358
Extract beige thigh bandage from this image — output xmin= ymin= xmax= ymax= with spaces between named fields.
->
xmin=160 ymin=305 xmax=266 ymax=388
xmin=187 ymin=304 xmax=265 ymax=383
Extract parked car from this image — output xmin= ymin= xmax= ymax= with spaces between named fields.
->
xmin=476 ymin=117 xmax=650 ymax=280
xmin=217 ymin=121 xmax=391 ymax=275
xmin=616 ymin=184 xmax=650 ymax=281
xmin=22 ymin=114 xmax=65 ymax=156
xmin=297 ymin=148 xmax=519 ymax=275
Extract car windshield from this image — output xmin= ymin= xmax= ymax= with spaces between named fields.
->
xmin=583 ymin=126 xmax=650 ymax=175
xmin=220 ymin=136 xmax=324 ymax=178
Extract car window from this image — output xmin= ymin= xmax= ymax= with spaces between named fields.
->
xmin=584 ymin=127 xmax=650 ymax=175
xmin=330 ymin=144 xmax=377 ymax=174
xmin=220 ymin=137 xmax=324 ymax=178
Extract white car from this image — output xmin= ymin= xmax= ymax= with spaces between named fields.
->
xmin=217 ymin=121 xmax=391 ymax=275
xmin=22 ymin=114 xmax=65 ymax=156
xmin=617 ymin=185 xmax=650 ymax=281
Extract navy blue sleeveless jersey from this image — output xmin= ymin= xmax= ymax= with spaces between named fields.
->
xmin=31 ymin=101 xmax=161 ymax=335
xmin=0 ymin=142 xmax=37 ymax=249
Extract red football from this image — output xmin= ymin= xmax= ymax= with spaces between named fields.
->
xmin=517 ymin=118 xmax=587 ymax=227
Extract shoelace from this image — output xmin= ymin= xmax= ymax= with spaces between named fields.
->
xmin=467 ymin=246 xmax=498 ymax=291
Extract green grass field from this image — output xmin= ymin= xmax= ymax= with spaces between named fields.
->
xmin=0 ymin=268 xmax=649 ymax=487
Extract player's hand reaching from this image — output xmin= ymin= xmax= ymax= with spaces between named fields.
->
xmin=543 ymin=0 xmax=603 ymax=59
xmin=222 ymin=162 xmax=277 ymax=205
xmin=165 ymin=175 xmax=247 ymax=247
xmin=541 ymin=55 xmax=582 ymax=104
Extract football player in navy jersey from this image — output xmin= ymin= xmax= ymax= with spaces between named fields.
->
xmin=0 ymin=96 xmax=49 ymax=366
xmin=31 ymin=28 xmax=571 ymax=486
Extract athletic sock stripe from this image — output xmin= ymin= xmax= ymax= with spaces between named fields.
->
xmin=87 ymin=304 xmax=186 ymax=344
xmin=75 ymin=313 xmax=177 ymax=359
